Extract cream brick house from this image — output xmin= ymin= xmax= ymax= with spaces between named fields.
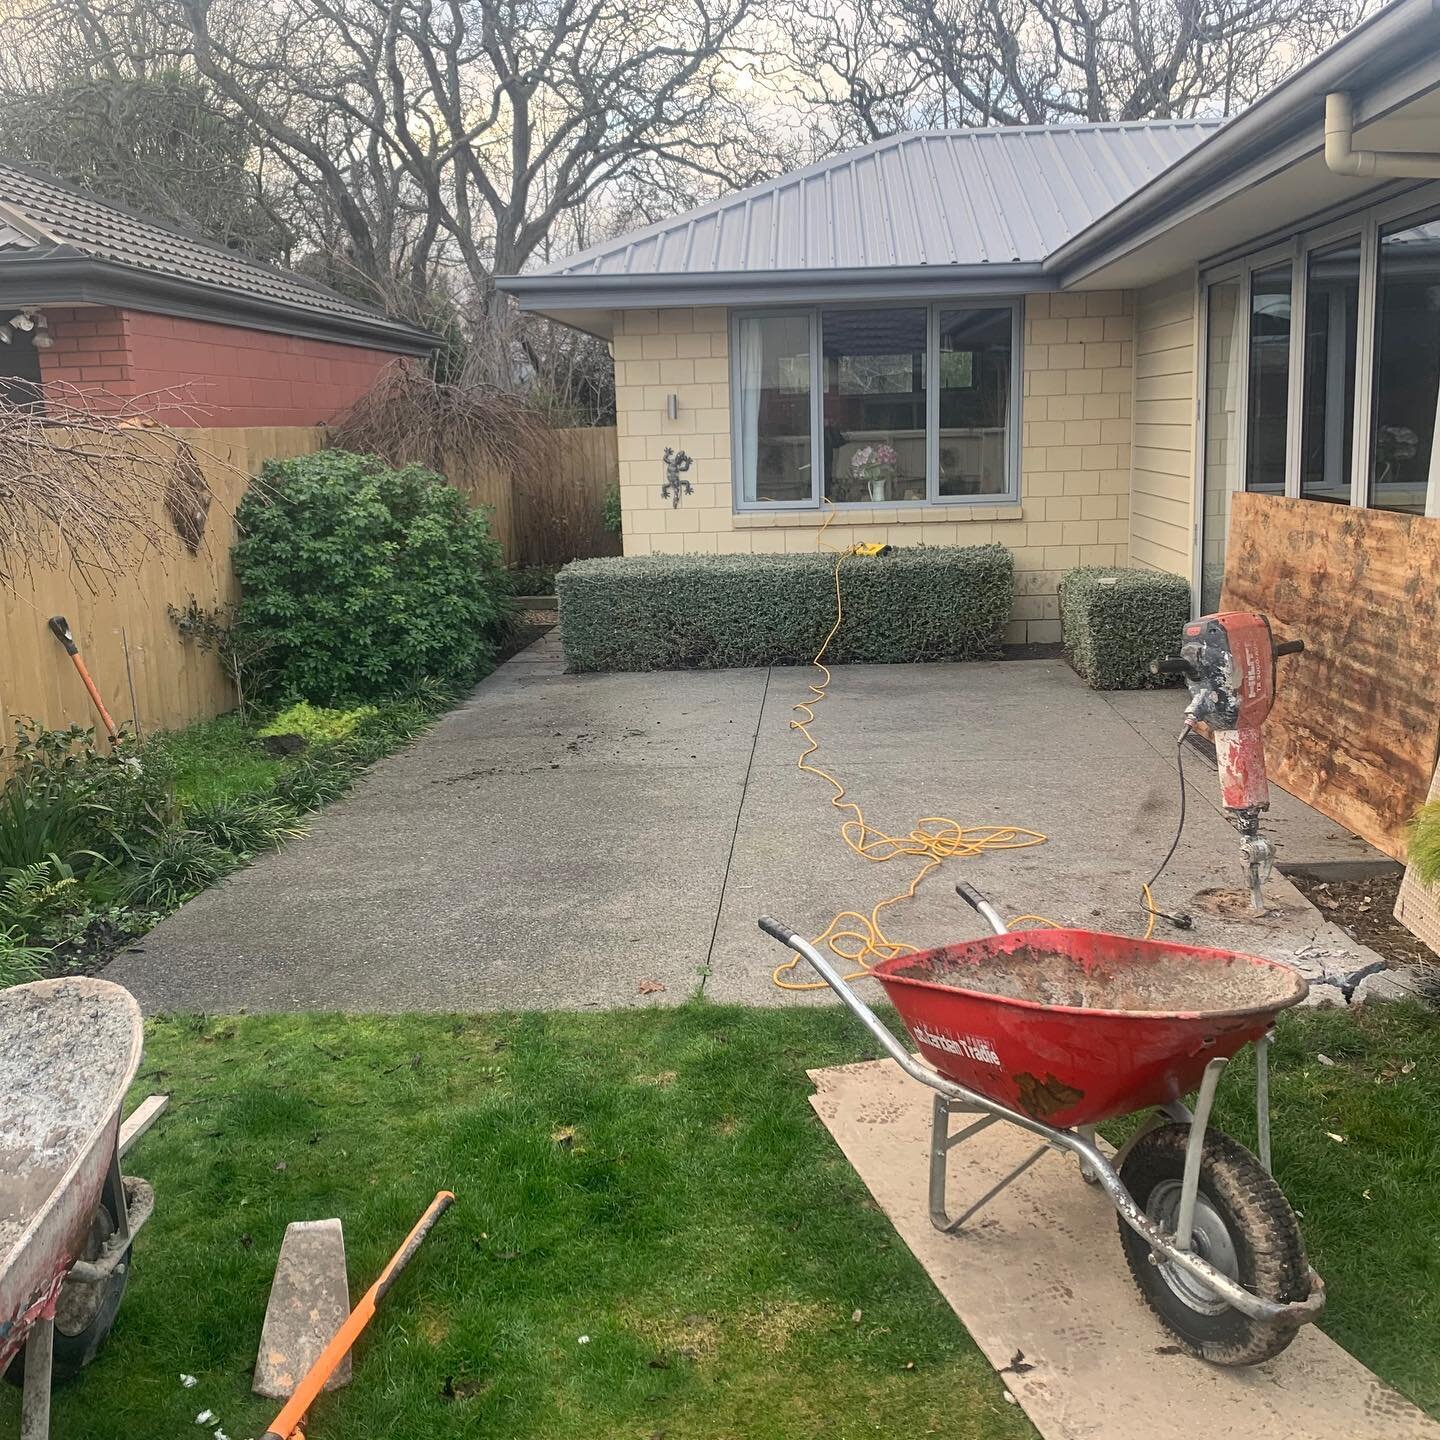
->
xmin=503 ymin=0 xmax=1440 ymax=644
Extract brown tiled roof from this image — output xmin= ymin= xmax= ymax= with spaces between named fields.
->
xmin=0 ymin=161 xmax=432 ymax=352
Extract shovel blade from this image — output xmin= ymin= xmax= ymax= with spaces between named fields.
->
xmin=253 ymin=1219 xmax=352 ymax=1399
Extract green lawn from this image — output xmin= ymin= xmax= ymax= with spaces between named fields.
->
xmin=5 ymin=1002 xmax=1436 ymax=1438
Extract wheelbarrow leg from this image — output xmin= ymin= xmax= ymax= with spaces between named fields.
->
xmin=1255 ymin=1031 xmax=1273 ymax=1173
xmin=20 ymin=1315 xmax=54 ymax=1440
xmin=1175 ymin=1056 xmax=1228 ymax=1252
xmin=929 ymin=1095 xmax=1049 ymax=1234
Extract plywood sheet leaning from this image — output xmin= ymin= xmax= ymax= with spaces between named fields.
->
xmin=1220 ymin=493 xmax=1440 ymax=861
xmin=1395 ymin=754 xmax=1440 ymax=955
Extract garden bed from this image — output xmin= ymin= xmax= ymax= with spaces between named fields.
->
xmin=0 ymin=694 xmax=463 ymax=985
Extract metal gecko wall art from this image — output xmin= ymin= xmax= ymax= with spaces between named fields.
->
xmin=661 ymin=447 xmax=694 ymax=507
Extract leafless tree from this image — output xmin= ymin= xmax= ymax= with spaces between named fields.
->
xmin=175 ymin=0 xmax=768 ymax=373
xmin=787 ymin=0 xmax=1378 ymax=140
xmin=0 ymin=384 xmax=239 ymax=592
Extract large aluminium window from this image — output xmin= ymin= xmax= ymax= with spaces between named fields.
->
xmin=1370 ymin=215 xmax=1440 ymax=514
xmin=732 ymin=301 xmax=1019 ymax=509
xmin=1200 ymin=192 xmax=1440 ymax=545
xmin=1300 ymin=238 xmax=1361 ymax=504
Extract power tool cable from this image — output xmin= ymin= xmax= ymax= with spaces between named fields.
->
xmin=770 ymin=507 xmax=1053 ymax=992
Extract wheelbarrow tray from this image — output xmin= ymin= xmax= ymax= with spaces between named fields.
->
xmin=0 ymin=978 xmax=143 ymax=1371
xmin=871 ymin=928 xmax=1307 ymax=1129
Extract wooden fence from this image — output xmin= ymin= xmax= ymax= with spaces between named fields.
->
xmin=1 ymin=423 xmax=618 ymax=747
xmin=0 ymin=426 xmax=322 ymax=747
xmin=511 ymin=426 xmax=620 ymax=567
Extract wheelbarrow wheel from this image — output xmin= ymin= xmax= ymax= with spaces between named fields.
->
xmin=4 ymin=1201 xmax=131 ymax=1387
xmin=1117 ymin=1122 xmax=1308 ymax=1366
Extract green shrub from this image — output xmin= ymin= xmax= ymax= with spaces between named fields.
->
xmin=507 ymin=564 xmax=559 ymax=597
xmin=0 ymin=857 xmax=88 ymax=938
xmin=602 ymin=484 xmax=622 ymax=535
xmin=1059 ymin=566 xmax=1191 ymax=690
xmin=258 ymin=701 xmax=378 ymax=745
xmin=233 ymin=450 xmax=511 ymax=704
xmin=0 ymin=723 xmax=126 ymax=872
xmin=557 ymin=546 xmax=1014 ymax=672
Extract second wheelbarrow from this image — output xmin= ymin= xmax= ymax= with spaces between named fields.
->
xmin=760 ymin=883 xmax=1323 ymax=1366
xmin=1 ymin=978 xmax=156 ymax=1438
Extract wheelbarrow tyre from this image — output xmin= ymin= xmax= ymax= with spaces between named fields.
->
xmin=1117 ymin=1122 xmax=1308 ymax=1366
xmin=3 ymin=1204 xmax=131 ymax=1387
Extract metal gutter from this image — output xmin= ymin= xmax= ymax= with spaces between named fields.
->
xmin=498 ymin=262 xmax=1054 ymax=313
xmin=0 ymin=252 xmax=436 ymax=355
xmin=1047 ymin=0 xmax=1440 ymax=281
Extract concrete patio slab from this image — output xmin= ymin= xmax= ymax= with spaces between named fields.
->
xmin=808 ymin=1057 xmax=1440 ymax=1440
xmin=106 ymin=644 xmax=1391 ymax=1013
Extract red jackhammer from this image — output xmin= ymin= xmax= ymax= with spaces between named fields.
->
xmin=1153 ymin=612 xmax=1305 ymax=913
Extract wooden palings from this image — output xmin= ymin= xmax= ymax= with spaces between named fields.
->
xmin=1220 ymin=493 xmax=1440 ymax=861
xmin=0 ymin=426 xmax=321 ymax=750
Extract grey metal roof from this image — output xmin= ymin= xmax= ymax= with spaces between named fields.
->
xmin=536 ymin=121 xmax=1218 ymax=280
xmin=0 ymin=161 xmax=433 ymax=353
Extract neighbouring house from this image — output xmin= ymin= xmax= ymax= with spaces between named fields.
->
xmin=0 ymin=161 xmax=433 ymax=426
xmin=501 ymin=0 xmax=1440 ymax=644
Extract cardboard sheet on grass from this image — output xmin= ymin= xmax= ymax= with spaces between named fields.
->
xmin=1220 ymin=493 xmax=1440 ymax=861
xmin=809 ymin=1059 xmax=1438 ymax=1440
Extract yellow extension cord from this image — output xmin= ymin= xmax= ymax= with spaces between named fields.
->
xmin=770 ymin=508 xmax=1159 ymax=993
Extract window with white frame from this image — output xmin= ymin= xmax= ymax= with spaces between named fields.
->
xmin=731 ymin=301 xmax=1020 ymax=509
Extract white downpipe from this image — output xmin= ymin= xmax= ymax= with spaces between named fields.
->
xmin=1324 ymin=92 xmax=1440 ymax=179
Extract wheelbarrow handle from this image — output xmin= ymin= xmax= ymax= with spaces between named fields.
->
xmin=953 ymin=882 xmax=1010 ymax=938
xmin=758 ymin=917 xmax=933 ymax=1077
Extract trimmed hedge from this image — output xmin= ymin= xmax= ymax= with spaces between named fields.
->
xmin=557 ymin=545 xmax=1014 ymax=671
xmin=1059 ymin=565 xmax=1191 ymax=690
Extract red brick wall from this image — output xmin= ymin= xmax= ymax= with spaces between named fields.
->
xmin=38 ymin=306 xmax=403 ymax=426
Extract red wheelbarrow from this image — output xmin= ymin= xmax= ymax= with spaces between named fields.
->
xmin=1 ymin=978 xmax=156 ymax=1438
xmin=760 ymin=883 xmax=1324 ymax=1366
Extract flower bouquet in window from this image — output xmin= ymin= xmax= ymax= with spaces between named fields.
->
xmin=850 ymin=443 xmax=899 ymax=502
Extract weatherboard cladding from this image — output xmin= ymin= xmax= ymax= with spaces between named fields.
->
xmin=546 ymin=122 xmax=1218 ymax=278
xmin=0 ymin=161 xmax=413 ymax=335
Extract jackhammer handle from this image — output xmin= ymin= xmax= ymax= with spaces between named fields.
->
xmin=1150 ymin=656 xmax=1193 ymax=677
xmin=1273 ymin=638 xmax=1305 ymax=658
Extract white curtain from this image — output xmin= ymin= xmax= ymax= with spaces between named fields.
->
xmin=738 ymin=317 xmax=764 ymax=502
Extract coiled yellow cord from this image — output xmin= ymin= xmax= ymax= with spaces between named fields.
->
xmin=771 ymin=508 xmax=1052 ymax=991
